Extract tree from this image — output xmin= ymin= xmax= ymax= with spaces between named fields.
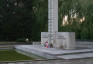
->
xmin=0 ymin=0 xmax=92 ymax=41
xmin=31 ymin=0 xmax=48 ymax=41
xmin=58 ymin=0 xmax=93 ymax=40
xmin=0 ymin=0 xmax=34 ymax=41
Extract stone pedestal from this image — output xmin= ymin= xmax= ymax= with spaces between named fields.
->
xmin=41 ymin=32 xmax=76 ymax=50
xmin=56 ymin=32 xmax=76 ymax=50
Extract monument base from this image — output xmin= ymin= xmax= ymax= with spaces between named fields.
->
xmin=41 ymin=32 xmax=76 ymax=50
xmin=15 ymin=45 xmax=93 ymax=59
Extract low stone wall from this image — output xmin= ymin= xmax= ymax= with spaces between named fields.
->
xmin=0 ymin=45 xmax=14 ymax=50
xmin=32 ymin=41 xmax=41 ymax=45
xmin=0 ymin=58 xmax=93 ymax=64
xmin=76 ymin=41 xmax=93 ymax=48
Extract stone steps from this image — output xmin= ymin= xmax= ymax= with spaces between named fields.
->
xmin=53 ymin=49 xmax=93 ymax=56
xmin=54 ymin=49 xmax=93 ymax=59
xmin=15 ymin=45 xmax=93 ymax=60
xmin=56 ymin=53 xmax=93 ymax=59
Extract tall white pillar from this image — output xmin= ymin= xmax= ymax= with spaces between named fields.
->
xmin=48 ymin=0 xmax=58 ymax=47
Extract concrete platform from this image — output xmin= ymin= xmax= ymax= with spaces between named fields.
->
xmin=57 ymin=53 xmax=93 ymax=59
xmin=15 ymin=45 xmax=93 ymax=60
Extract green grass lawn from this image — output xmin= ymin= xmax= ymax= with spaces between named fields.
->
xmin=0 ymin=50 xmax=35 ymax=61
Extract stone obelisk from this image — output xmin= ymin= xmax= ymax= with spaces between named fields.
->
xmin=48 ymin=0 xmax=58 ymax=47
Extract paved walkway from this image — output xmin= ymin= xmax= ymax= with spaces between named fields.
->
xmin=1 ymin=58 xmax=93 ymax=64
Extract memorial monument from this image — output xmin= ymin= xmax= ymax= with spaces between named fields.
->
xmin=41 ymin=0 xmax=76 ymax=50
xmin=15 ymin=0 xmax=93 ymax=60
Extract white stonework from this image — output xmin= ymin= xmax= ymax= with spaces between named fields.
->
xmin=56 ymin=32 xmax=76 ymax=50
xmin=41 ymin=32 xmax=76 ymax=50
xmin=48 ymin=0 xmax=58 ymax=46
xmin=41 ymin=32 xmax=48 ymax=46
xmin=41 ymin=0 xmax=76 ymax=50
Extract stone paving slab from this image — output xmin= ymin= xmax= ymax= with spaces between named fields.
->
xmin=15 ymin=45 xmax=93 ymax=59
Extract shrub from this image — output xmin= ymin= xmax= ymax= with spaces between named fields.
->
xmin=16 ymin=38 xmax=26 ymax=42
xmin=16 ymin=38 xmax=32 ymax=44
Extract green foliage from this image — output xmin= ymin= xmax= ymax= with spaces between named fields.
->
xmin=81 ymin=28 xmax=89 ymax=40
xmin=0 ymin=0 xmax=93 ymax=41
xmin=58 ymin=0 xmax=93 ymax=40
xmin=31 ymin=0 xmax=48 ymax=41
xmin=16 ymin=38 xmax=26 ymax=42
xmin=16 ymin=38 xmax=32 ymax=44
xmin=0 ymin=0 xmax=33 ymax=41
